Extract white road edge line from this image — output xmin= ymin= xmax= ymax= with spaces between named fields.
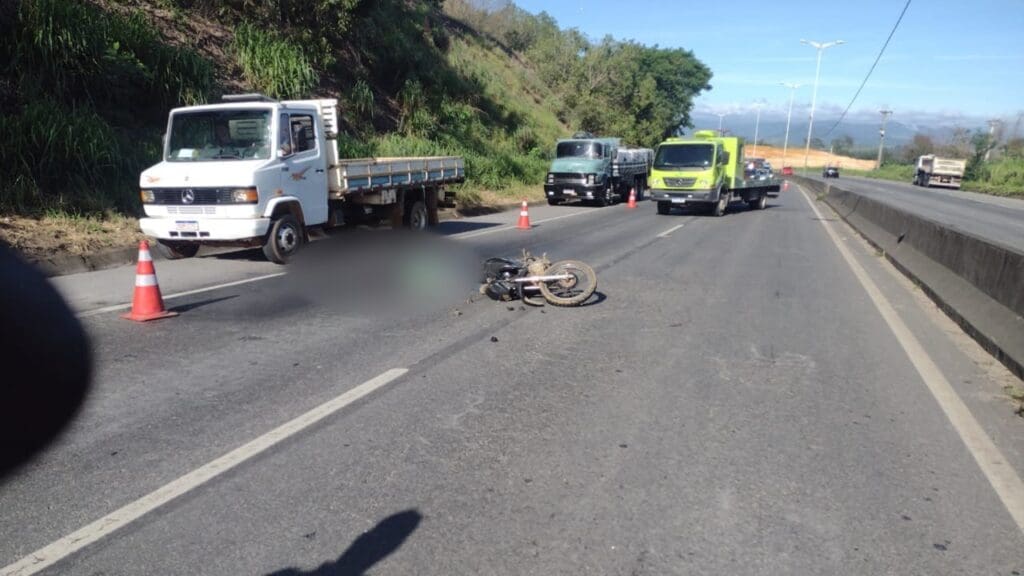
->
xmin=1 ymin=368 xmax=409 ymax=576
xmin=657 ymin=223 xmax=685 ymax=238
xmin=452 ymin=209 xmax=597 ymax=240
xmin=797 ymin=184 xmax=1024 ymax=534
xmin=76 ymin=272 xmax=287 ymax=318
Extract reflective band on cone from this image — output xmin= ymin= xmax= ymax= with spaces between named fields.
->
xmin=122 ymin=240 xmax=178 ymax=322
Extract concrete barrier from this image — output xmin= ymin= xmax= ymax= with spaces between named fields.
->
xmin=791 ymin=175 xmax=1024 ymax=379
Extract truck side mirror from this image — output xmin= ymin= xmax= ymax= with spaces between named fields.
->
xmin=720 ymin=151 xmax=729 ymax=165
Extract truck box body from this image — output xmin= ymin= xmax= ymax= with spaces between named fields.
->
xmin=543 ymin=134 xmax=653 ymax=206
xmin=138 ymin=95 xmax=463 ymax=261
xmin=648 ymin=130 xmax=781 ymax=214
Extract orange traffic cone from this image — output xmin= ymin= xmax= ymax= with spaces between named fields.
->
xmin=122 ymin=241 xmax=177 ymax=322
xmin=516 ymin=200 xmax=532 ymax=230
xmin=627 ymin=188 xmax=637 ymax=208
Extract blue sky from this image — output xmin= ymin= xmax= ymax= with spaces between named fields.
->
xmin=513 ymin=0 xmax=1024 ymax=126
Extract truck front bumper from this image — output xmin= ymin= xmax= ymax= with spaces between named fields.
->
xmin=544 ymin=183 xmax=603 ymax=201
xmin=649 ymin=188 xmax=717 ymax=204
xmin=139 ymin=217 xmax=271 ymax=242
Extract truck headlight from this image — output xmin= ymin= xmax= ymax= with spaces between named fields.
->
xmin=231 ymin=187 xmax=259 ymax=203
xmin=546 ymin=173 xmax=554 ymax=184
xmin=698 ymin=179 xmax=709 ymax=187
xmin=587 ymin=174 xmax=595 ymax=185
xmin=140 ymin=189 xmax=155 ymax=203
xmin=651 ymin=178 xmax=662 ymax=187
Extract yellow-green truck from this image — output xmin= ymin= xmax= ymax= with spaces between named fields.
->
xmin=648 ymin=130 xmax=781 ymax=216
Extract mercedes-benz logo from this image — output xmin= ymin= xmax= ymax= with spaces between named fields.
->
xmin=181 ymin=189 xmax=195 ymax=204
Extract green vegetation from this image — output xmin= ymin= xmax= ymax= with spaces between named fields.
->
xmin=1 ymin=0 xmax=712 ymax=219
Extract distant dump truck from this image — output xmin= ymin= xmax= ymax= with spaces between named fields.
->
xmin=914 ymin=155 xmax=966 ymax=189
xmin=543 ymin=132 xmax=653 ymax=206
xmin=648 ymin=130 xmax=781 ymax=216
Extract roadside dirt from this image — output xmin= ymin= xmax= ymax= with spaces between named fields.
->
xmin=0 ymin=214 xmax=147 ymax=264
xmin=746 ymin=145 xmax=877 ymax=170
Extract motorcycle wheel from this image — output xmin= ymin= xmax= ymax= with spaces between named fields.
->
xmin=538 ymin=260 xmax=597 ymax=306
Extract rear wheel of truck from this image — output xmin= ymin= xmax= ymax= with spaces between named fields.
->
xmin=263 ymin=213 xmax=303 ymax=264
xmin=405 ymin=200 xmax=429 ymax=231
xmin=656 ymin=201 xmax=671 ymax=215
xmin=155 ymin=240 xmax=199 ymax=260
xmin=636 ymin=177 xmax=646 ymax=201
xmin=748 ymin=194 xmax=767 ymax=210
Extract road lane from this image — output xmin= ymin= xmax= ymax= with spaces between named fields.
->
xmin=3 ymin=195 xmax=1023 ymax=574
xmin=806 ymin=174 xmax=1024 ymax=252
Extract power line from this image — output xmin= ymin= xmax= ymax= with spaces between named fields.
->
xmin=821 ymin=0 xmax=912 ymax=140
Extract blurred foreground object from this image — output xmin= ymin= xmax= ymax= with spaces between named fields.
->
xmin=0 ymin=245 xmax=91 ymax=478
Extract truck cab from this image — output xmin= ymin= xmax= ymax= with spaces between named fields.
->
xmin=543 ymin=133 xmax=621 ymax=206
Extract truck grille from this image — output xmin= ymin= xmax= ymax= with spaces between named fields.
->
xmin=663 ymin=177 xmax=697 ymax=187
xmin=548 ymin=173 xmax=585 ymax=184
xmin=149 ymin=188 xmax=236 ymax=205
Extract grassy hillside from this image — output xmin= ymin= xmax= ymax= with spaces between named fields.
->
xmin=0 ymin=0 xmax=711 ymax=225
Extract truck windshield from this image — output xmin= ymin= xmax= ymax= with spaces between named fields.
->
xmin=166 ymin=110 xmax=272 ymax=162
xmin=556 ymin=141 xmax=603 ymax=159
xmin=654 ymin=144 xmax=714 ymax=169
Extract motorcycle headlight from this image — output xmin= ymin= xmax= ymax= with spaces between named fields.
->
xmin=140 ymin=189 xmax=155 ymax=203
xmin=587 ymin=174 xmax=595 ymax=185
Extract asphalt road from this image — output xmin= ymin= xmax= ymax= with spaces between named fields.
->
xmin=3 ymin=191 xmax=1024 ymax=575
xmin=805 ymin=174 xmax=1024 ymax=252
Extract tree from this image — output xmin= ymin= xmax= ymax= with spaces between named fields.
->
xmin=900 ymin=133 xmax=934 ymax=163
xmin=830 ymin=134 xmax=854 ymax=155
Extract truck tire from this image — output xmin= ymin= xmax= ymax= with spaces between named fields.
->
xmin=636 ymin=177 xmax=646 ymax=201
xmin=547 ymin=198 xmax=563 ymax=206
xmin=262 ymin=213 xmax=303 ymax=264
xmin=748 ymin=194 xmax=767 ymax=210
xmin=405 ymin=200 xmax=428 ymax=231
xmin=656 ymin=201 xmax=671 ymax=215
xmin=155 ymin=240 xmax=199 ymax=260
xmin=711 ymin=193 xmax=727 ymax=217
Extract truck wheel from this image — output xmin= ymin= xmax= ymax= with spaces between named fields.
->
xmin=547 ymin=198 xmax=563 ymax=206
xmin=748 ymin=195 xmax=767 ymax=210
xmin=155 ymin=240 xmax=199 ymax=260
xmin=711 ymin=194 xmax=727 ymax=217
xmin=405 ymin=200 xmax=428 ymax=231
xmin=656 ymin=201 xmax=671 ymax=215
xmin=262 ymin=213 xmax=302 ymax=264
xmin=636 ymin=178 xmax=646 ymax=201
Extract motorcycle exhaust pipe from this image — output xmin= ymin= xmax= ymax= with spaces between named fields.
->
xmin=511 ymin=274 xmax=573 ymax=283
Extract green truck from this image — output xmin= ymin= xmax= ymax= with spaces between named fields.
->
xmin=543 ymin=132 xmax=653 ymax=206
xmin=648 ymin=130 xmax=781 ymax=216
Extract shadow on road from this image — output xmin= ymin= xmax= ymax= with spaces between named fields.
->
xmin=437 ymin=220 xmax=503 ymax=235
xmin=168 ymin=294 xmax=239 ymax=314
xmin=265 ymin=509 xmax=423 ymax=576
xmin=579 ymin=290 xmax=608 ymax=307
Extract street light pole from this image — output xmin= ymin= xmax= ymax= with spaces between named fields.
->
xmin=779 ymin=82 xmax=801 ymax=169
xmin=716 ymin=113 xmax=726 ymax=135
xmin=800 ymin=39 xmax=845 ymax=172
xmin=876 ymin=109 xmax=893 ymax=170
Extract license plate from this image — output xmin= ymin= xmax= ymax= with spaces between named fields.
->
xmin=671 ymin=198 xmax=687 ymax=204
xmin=175 ymin=220 xmax=199 ymax=232
xmin=562 ymin=189 xmax=577 ymax=196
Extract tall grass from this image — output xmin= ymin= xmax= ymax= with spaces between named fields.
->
xmin=232 ymin=23 xmax=318 ymax=100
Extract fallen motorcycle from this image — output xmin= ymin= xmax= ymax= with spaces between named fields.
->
xmin=480 ymin=249 xmax=597 ymax=306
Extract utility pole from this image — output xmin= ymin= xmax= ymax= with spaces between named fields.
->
xmin=876 ymin=109 xmax=893 ymax=170
xmin=716 ymin=113 xmax=726 ymax=135
xmin=800 ymin=39 xmax=845 ymax=173
xmin=779 ymin=82 xmax=801 ymax=170
xmin=751 ymin=102 xmax=764 ymax=157
xmin=985 ymin=119 xmax=1002 ymax=162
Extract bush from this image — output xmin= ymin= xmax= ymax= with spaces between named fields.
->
xmin=232 ymin=22 xmax=317 ymax=99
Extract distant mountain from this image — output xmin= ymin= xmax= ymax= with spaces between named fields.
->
xmin=687 ymin=112 xmax=986 ymax=149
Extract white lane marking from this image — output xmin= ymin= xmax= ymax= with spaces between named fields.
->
xmin=451 ymin=209 xmax=598 ymax=240
xmin=657 ymin=223 xmax=685 ymax=238
xmin=1 ymin=368 xmax=409 ymax=576
xmin=797 ymin=184 xmax=1024 ymax=534
xmin=76 ymin=272 xmax=287 ymax=318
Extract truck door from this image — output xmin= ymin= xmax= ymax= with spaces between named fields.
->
xmin=277 ymin=111 xmax=328 ymax=226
